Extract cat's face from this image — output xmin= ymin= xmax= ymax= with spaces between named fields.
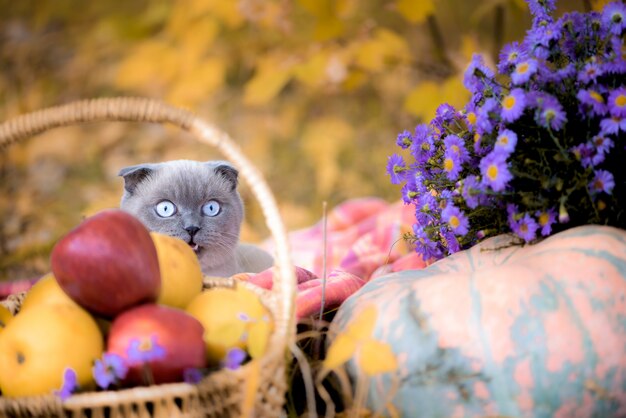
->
xmin=118 ymin=160 xmax=243 ymax=270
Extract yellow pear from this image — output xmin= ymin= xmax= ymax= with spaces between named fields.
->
xmin=20 ymin=273 xmax=78 ymax=311
xmin=0 ymin=303 xmax=104 ymax=397
xmin=186 ymin=285 xmax=273 ymax=364
xmin=150 ymin=232 xmax=203 ymax=309
xmin=0 ymin=305 xmax=12 ymax=333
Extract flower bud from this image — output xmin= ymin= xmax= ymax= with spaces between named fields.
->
xmin=558 ymin=202 xmax=570 ymax=224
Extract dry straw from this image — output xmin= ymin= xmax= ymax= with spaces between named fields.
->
xmin=0 ymin=97 xmax=297 ymax=418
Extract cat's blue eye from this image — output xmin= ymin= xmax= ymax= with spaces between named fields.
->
xmin=202 ymin=200 xmax=221 ymax=217
xmin=155 ymin=200 xmax=177 ymax=218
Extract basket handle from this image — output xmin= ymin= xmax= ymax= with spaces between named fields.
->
xmin=0 ymin=97 xmax=296 ymax=341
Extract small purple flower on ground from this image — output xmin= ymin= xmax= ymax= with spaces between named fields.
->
xmin=93 ymin=353 xmax=128 ymax=389
xmin=127 ymin=336 xmax=167 ymax=365
xmin=183 ymin=368 xmax=204 ymax=384
xmin=221 ymin=347 xmax=247 ymax=370
xmin=54 ymin=368 xmax=77 ymax=401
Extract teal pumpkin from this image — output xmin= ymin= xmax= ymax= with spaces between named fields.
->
xmin=331 ymin=225 xmax=626 ymax=417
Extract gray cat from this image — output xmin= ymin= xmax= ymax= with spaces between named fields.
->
xmin=118 ymin=159 xmax=274 ymax=277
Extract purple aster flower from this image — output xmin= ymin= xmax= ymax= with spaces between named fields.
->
xmin=93 ymin=353 xmax=128 ymax=389
xmin=410 ymin=125 xmax=435 ymax=164
xmin=443 ymin=134 xmax=470 ymax=163
xmin=578 ymin=62 xmax=603 ymax=85
xmin=572 ymin=142 xmax=600 ymax=168
xmin=442 ymin=151 xmax=462 ymax=181
xmin=501 ymin=88 xmax=527 ymax=122
xmin=511 ymin=213 xmax=539 ymax=243
xmin=442 ymin=230 xmax=461 ymax=254
xmin=435 ymin=103 xmax=457 ymax=124
xmin=535 ymin=208 xmax=557 ymax=237
xmin=54 ymin=368 xmax=77 ymax=401
xmin=608 ymin=87 xmax=626 ymax=117
xmin=480 ymin=151 xmax=513 ymax=192
xmin=412 ymin=224 xmax=444 ymax=261
xmin=441 ymin=204 xmax=470 ymax=236
xmin=526 ymin=0 xmax=556 ymax=19
xmin=461 ymin=175 xmax=483 ymax=209
xmin=600 ymin=116 xmax=626 ymax=135
xmin=476 ymin=98 xmax=499 ymax=135
xmin=396 ymin=130 xmax=412 ymax=149
xmin=592 ymin=134 xmax=614 ymax=154
xmin=127 ymin=336 xmax=167 ymax=365
xmin=577 ymin=89 xmax=608 ymax=117
xmin=589 ymin=169 xmax=615 ymax=195
xmin=534 ymin=94 xmax=567 ymax=131
xmin=507 ymin=203 xmax=520 ymax=225
xmin=464 ymin=54 xmax=496 ymax=95
xmin=221 ymin=347 xmax=247 ymax=370
xmin=602 ymin=1 xmax=626 ymax=35
xmin=511 ymin=58 xmax=538 ymax=85
xmin=386 ymin=154 xmax=407 ymax=185
xmin=183 ymin=368 xmax=204 ymax=384
xmin=417 ymin=192 xmax=438 ymax=218
xmin=495 ymin=129 xmax=518 ymax=154
xmin=498 ymin=41 xmax=526 ymax=73
xmin=604 ymin=36 xmax=626 ymax=74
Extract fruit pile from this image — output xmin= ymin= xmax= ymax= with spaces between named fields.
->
xmin=0 ymin=210 xmax=273 ymax=398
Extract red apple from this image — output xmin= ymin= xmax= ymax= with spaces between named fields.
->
xmin=107 ymin=304 xmax=207 ymax=385
xmin=51 ymin=209 xmax=161 ymax=317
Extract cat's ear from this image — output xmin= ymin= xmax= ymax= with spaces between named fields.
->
xmin=118 ymin=164 xmax=157 ymax=194
xmin=207 ymin=161 xmax=238 ymax=191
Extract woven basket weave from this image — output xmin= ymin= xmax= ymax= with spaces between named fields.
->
xmin=0 ymin=97 xmax=297 ymax=418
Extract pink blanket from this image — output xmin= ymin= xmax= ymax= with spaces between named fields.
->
xmin=242 ymin=197 xmax=426 ymax=318
xmin=1 ymin=198 xmax=426 ymax=317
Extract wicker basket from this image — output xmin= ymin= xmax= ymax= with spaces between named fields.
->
xmin=0 ymin=97 xmax=297 ymax=418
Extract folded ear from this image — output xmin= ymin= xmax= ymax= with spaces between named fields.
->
xmin=206 ymin=161 xmax=238 ymax=191
xmin=118 ymin=163 xmax=158 ymax=194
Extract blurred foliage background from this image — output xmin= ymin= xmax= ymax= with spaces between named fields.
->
xmin=0 ymin=0 xmax=596 ymax=280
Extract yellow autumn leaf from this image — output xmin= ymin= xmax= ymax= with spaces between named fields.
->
xmin=247 ymin=320 xmax=271 ymax=359
xmin=358 ymin=340 xmax=398 ymax=376
xmin=460 ymin=36 xmax=480 ymax=62
xmin=243 ymin=55 xmax=295 ymax=106
xmin=116 ymin=40 xmax=179 ymax=91
xmin=294 ymin=50 xmax=331 ymax=87
xmin=176 ymin=18 xmax=220 ymax=70
xmin=301 ymin=116 xmax=354 ymax=195
xmin=591 ymin=0 xmax=613 ymax=10
xmin=346 ymin=305 xmax=378 ymax=339
xmin=314 ymin=16 xmax=345 ymax=41
xmin=354 ymin=29 xmax=409 ymax=72
xmin=403 ymin=81 xmax=440 ymax=121
xmin=188 ymin=0 xmax=244 ymax=28
xmin=166 ymin=57 xmax=226 ymax=107
xmin=396 ymin=0 xmax=435 ymax=23
xmin=323 ymin=334 xmax=358 ymax=370
xmin=441 ymin=75 xmax=471 ymax=110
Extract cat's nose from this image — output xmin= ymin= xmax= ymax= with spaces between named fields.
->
xmin=185 ymin=226 xmax=200 ymax=238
